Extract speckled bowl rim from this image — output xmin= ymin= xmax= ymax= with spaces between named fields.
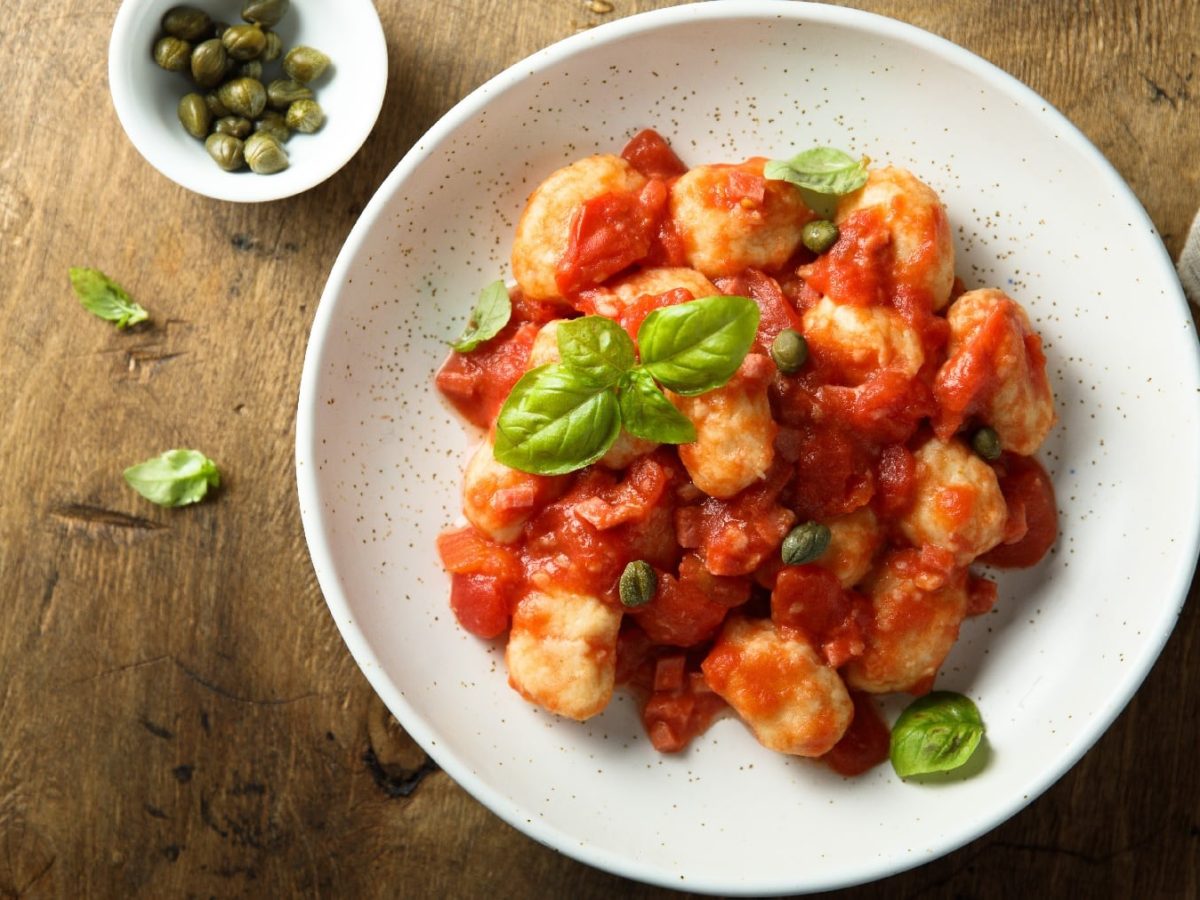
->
xmin=296 ymin=1 xmax=1200 ymax=892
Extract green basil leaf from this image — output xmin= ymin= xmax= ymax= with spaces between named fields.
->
xmin=124 ymin=449 xmax=221 ymax=507
xmin=889 ymin=691 xmax=985 ymax=778
xmin=493 ymin=364 xmax=621 ymax=475
xmin=637 ymin=295 xmax=759 ymax=396
xmin=556 ymin=315 xmax=636 ymax=387
xmin=618 ymin=369 xmax=695 ymax=444
xmin=451 ymin=280 xmax=511 ymax=352
xmin=69 ymin=267 xmax=149 ymax=329
xmin=763 ymin=147 xmax=869 ymax=196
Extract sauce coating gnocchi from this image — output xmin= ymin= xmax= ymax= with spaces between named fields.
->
xmin=436 ymin=131 xmax=1058 ymax=774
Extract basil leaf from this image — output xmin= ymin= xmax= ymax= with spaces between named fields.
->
xmin=637 ymin=295 xmax=759 ymax=396
xmin=619 ymin=369 xmax=695 ymax=444
xmin=124 ymin=449 xmax=221 ymax=507
xmin=493 ymin=364 xmax=621 ymax=475
xmin=763 ymin=147 xmax=869 ymax=196
xmin=69 ymin=267 xmax=149 ymax=329
xmin=556 ymin=315 xmax=636 ymax=388
xmin=451 ymin=280 xmax=511 ymax=352
xmin=889 ymin=691 xmax=985 ymax=778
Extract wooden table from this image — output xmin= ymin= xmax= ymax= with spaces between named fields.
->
xmin=2 ymin=0 xmax=1196 ymax=896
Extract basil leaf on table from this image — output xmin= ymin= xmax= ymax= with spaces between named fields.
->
xmin=618 ymin=368 xmax=696 ymax=444
xmin=763 ymin=147 xmax=869 ymax=196
xmin=889 ymin=691 xmax=985 ymax=778
xmin=451 ymin=280 xmax=511 ymax=352
xmin=637 ymin=295 xmax=759 ymax=396
xmin=69 ymin=267 xmax=149 ymax=329
xmin=494 ymin=364 xmax=621 ymax=475
xmin=124 ymin=449 xmax=221 ymax=507
xmin=556 ymin=315 xmax=636 ymax=388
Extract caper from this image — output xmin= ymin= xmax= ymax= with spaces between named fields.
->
xmin=770 ymin=328 xmax=809 ymax=374
xmin=205 ymin=133 xmax=244 ymax=171
xmin=162 ymin=6 xmax=212 ymax=41
xmin=242 ymin=0 xmax=290 ymax=28
xmin=153 ymin=36 xmax=192 ymax=72
xmin=283 ymin=46 xmax=331 ymax=84
xmin=243 ymin=132 xmax=289 ymax=174
xmin=213 ymin=116 xmax=253 ymax=139
xmin=286 ymin=99 xmax=324 ymax=134
xmin=204 ymin=91 xmax=230 ymax=118
xmin=254 ymin=111 xmax=290 ymax=143
xmin=212 ymin=21 xmax=231 ymax=39
xmin=260 ymin=31 xmax=283 ymax=63
xmin=238 ymin=60 xmax=263 ymax=80
xmin=266 ymin=78 xmax=313 ymax=109
xmin=801 ymin=219 xmax=840 ymax=254
xmin=781 ymin=522 xmax=832 ymax=566
xmin=222 ymin=23 xmax=266 ymax=61
xmin=619 ymin=560 xmax=657 ymax=608
xmin=189 ymin=38 xmax=227 ymax=88
xmin=217 ymin=77 xmax=267 ymax=119
xmin=971 ymin=426 xmax=1003 ymax=461
xmin=177 ymin=93 xmax=211 ymax=139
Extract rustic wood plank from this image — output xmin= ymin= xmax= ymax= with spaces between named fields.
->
xmin=0 ymin=0 xmax=1195 ymax=897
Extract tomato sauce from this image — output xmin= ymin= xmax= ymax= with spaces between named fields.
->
xmin=824 ymin=692 xmax=890 ymax=776
xmin=435 ymin=321 xmax=538 ymax=429
xmin=981 ymin=454 xmax=1058 ymax=568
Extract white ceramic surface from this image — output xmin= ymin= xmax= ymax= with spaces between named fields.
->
xmin=109 ymin=0 xmax=386 ymax=202
xmin=296 ymin=2 xmax=1200 ymax=894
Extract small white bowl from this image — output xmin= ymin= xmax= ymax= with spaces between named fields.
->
xmin=109 ymin=0 xmax=386 ymax=202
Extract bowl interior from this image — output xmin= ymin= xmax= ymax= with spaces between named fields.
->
xmin=109 ymin=0 xmax=386 ymax=202
xmin=297 ymin=2 xmax=1200 ymax=894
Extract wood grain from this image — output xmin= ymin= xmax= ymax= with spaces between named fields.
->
xmin=0 ymin=0 xmax=1196 ymax=896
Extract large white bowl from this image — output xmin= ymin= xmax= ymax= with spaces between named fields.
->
xmin=296 ymin=2 xmax=1200 ymax=893
xmin=109 ymin=0 xmax=386 ymax=202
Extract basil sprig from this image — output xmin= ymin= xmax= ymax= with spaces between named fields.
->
xmin=451 ymin=280 xmax=512 ymax=352
xmin=124 ymin=449 xmax=221 ymax=507
xmin=493 ymin=295 xmax=758 ymax=475
xmin=889 ymin=691 xmax=985 ymax=778
xmin=70 ymin=267 xmax=149 ymax=329
xmin=764 ymin=147 xmax=869 ymax=196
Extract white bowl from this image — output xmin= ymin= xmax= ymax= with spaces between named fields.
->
xmin=296 ymin=2 xmax=1200 ymax=893
xmin=109 ymin=0 xmax=386 ymax=202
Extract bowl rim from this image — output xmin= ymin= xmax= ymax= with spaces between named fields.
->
xmin=295 ymin=0 xmax=1200 ymax=892
xmin=107 ymin=0 xmax=387 ymax=203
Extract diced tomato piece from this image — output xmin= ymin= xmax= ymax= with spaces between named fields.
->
xmin=981 ymin=454 xmax=1058 ymax=568
xmin=435 ymin=321 xmax=538 ymax=429
xmin=620 ymin=128 xmax=687 ymax=180
xmin=572 ymin=454 xmax=671 ymax=530
xmin=615 ymin=623 xmax=656 ymax=688
xmin=642 ymin=671 xmax=728 ymax=753
xmin=510 ymin=291 xmax=567 ymax=326
xmin=721 ymin=169 xmax=767 ymax=208
xmin=714 ymin=270 xmax=805 ymax=355
xmin=820 ymin=370 xmax=935 ymax=445
xmin=801 ymin=208 xmax=891 ymax=308
xmin=631 ymin=554 xmax=748 ymax=646
xmin=436 ymin=526 xmax=521 ymax=580
xmin=653 ymin=654 xmax=687 ymax=692
xmin=555 ymin=179 xmax=668 ymax=296
xmin=448 ymin=573 xmax=512 ymax=639
xmin=771 ymin=566 xmax=870 ymax=668
xmin=614 ymin=287 xmax=693 ymax=340
xmin=873 ymin=444 xmax=917 ymax=520
xmin=787 ymin=423 xmax=875 ymax=520
xmin=966 ymin=573 xmax=999 ymax=616
xmin=824 ymin=691 xmax=890 ymax=776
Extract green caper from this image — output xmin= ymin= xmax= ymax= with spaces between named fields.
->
xmin=260 ymin=31 xmax=283 ymax=62
xmin=213 ymin=116 xmax=253 ymax=139
xmin=243 ymin=132 xmax=289 ymax=174
xmin=222 ymin=23 xmax=266 ymax=61
xmin=285 ymin=99 xmax=324 ymax=134
xmin=971 ymin=426 xmax=1003 ymax=461
xmin=801 ymin=219 xmax=840 ymax=254
xmin=266 ymin=78 xmax=313 ymax=109
xmin=619 ymin=560 xmax=657 ymax=608
xmin=162 ymin=6 xmax=212 ymax=41
xmin=238 ymin=60 xmax=263 ymax=80
xmin=204 ymin=91 xmax=230 ymax=118
xmin=189 ymin=38 xmax=227 ymax=88
xmin=781 ymin=522 xmax=832 ymax=566
xmin=241 ymin=0 xmax=290 ymax=28
xmin=217 ymin=77 xmax=267 ymax=119
xmin=153 ymin=36 xmax=192 ymax=72
xmin=205 ymin=133 xmax=244 ymax=171
xmin=254 ymin=111 xmax=290 ymax=143
xmin=177 ymin=93 xmax=211 ymax=139
xmin=770 ymin=328 xmax=809 ymax=374
xmin=283 ymin=46 xmax=331 ymax=84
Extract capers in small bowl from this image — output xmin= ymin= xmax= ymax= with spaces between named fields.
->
xmin=222 ymin=23 xmax=266 ymax=61
xmin=254 ymin=111 xmax=290 ymax=144
xmin=283 ymin=46 xmax=331 ymax=84
xmin=205 ymin=133 xmax=244 ymax=171
xmin=243 ymin=132 xmax=289 ymax=174
xmin=177 ymin=93 xmax=211 ymax=139
xmin=190 ymin=38 xmax=227 ymax=88
xmin=153 ymin=36 xmax=192 ymax=72
xmin=217 ymin=77 xmax=267 ymax=118
xmin=213 ymin=116 xmax=253 ymax=139
xmin=267 ymin=78 xmax=313 ymax=109
xmin=203 ymin=91 xmax=230 ymax=118
xmin=286 ymin=99 xmax=324 ymax=134
xmin=242 ymin=0 xmax=291 ymax=29
xmin=238 ymin=60 xmax=263 ymax=80
xmin=162 ymin=6 xmax=212 ymax=41
xmin=260 ymin=31 xmax=283 ymax=63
